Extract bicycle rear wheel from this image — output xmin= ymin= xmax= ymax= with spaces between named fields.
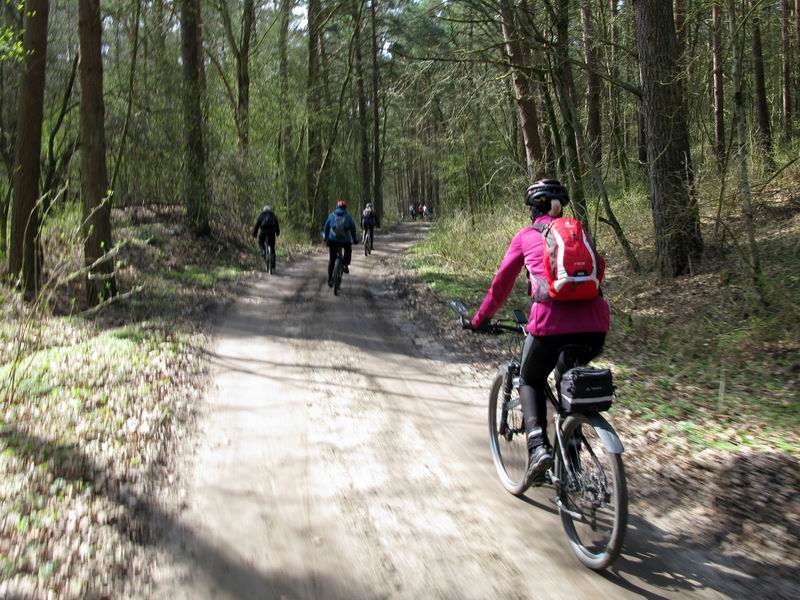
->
xmin=556 ymin=414 xmax=628 ymax=570
xmin=266 ymin=247 xmax=273 ymax=275
xmin=333 ymin=258 xmax=343 ymax=295
xmin=488 ymin=374 xmax=529 ymax=496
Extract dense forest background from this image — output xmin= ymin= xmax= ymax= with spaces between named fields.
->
xmin=1 ymin=0 xmax=798 ymax=301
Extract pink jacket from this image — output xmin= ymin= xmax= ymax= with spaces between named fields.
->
xmin=471 ymin=215 xmax=610 ymax=336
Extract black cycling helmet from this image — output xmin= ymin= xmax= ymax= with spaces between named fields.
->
xmin=524 ymin=179 xmax=570 ymax=212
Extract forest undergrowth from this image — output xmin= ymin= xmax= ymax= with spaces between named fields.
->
xmin=0 ymin=204 xmax=310 ymax=597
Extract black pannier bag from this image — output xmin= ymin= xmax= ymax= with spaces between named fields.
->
xmin=559 ymin=367 xmax=614 ymax=413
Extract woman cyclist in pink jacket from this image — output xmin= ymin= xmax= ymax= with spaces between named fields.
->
xmin=467 ymin=179 xmax=610 ymax=485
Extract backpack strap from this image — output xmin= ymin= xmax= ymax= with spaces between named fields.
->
xmin=532 ymin=222 xmax=551 ymax=236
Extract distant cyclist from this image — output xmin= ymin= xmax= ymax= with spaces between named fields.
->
xmin=252 ymin=205 xmax=280 ymax=271
xmin=409 ymin=203 xmax=417 ymax=221
xmin=361 ymin=202 xmax=379 ymax=250
xmin=322 ymin=199 xmax=358 ymax=287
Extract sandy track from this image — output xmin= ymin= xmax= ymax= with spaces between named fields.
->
xmin=146 ymin=224 xmax=745 ymax=599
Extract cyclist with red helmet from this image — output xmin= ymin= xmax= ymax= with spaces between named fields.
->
xmin=322 ymin=199 xmax=358 ymax=286
xmin=467 ymin=179 xmax=610 ymax=485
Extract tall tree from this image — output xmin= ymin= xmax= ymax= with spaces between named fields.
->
xmin=633 ymin=0 xmax=702 ymax=276
xmin=79 ymin=0 xmax=117 ymax=304
xmin=499 ymin=0 xmax=543 ymax=178
xmin=726 ymin=0 xmax=761 ymax=287
xmin=712 ymin=1 xmax=725 ymax=172
xmin=781 ymin=0 xmax=792 ymax=140
xmin=352 ymin=0 xmax=371 ymax=211
xmin=8 ymin=0 xmax=49 ymax=297
xmin=750 ymin=0 xmax=773 ymax=162
xmin=581 ymin=0 xmax=602 ymax=165
xmin=179 ymin=0 xmax=211 ymax=235
xmin=607 ymin=0 xmax=628 ymax=186
xmin=215 ymin=0 xmax=255 ymax=152
xmin=278 ymin=0 xmax=298 ymax=217
xmin=307 ymin=0 xmax=324 ymax=228
xmin=369 ymin=0 xmax=383 ymax=219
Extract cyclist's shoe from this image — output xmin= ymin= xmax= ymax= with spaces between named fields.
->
xmin=526 ymin=444 xmax=553 ymax=486
xmin=343 ymin=265 xmax=350 ymax=274
xmin=328 ymin=277 xmax=333 ymax=288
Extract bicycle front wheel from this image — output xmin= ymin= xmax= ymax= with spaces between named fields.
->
xmin=557 ymin=414 xmax=628 ymax=570
xmin=488 ymin=374 xmax=529 ymax=496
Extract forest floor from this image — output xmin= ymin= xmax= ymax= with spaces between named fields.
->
xmin=0 ymin=205 xmax=312 ymax=598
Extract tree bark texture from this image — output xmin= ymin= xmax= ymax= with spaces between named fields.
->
xmin=608 ymin=0 xmax=629 ymax=187
xmin=712 ymin=2 xmax=725 ymax=171
xmin=633 ymin=0 xmax=703 ymax=276
xmin=179 ymin=0 xmax=211 ymax=235
xmin=499 ymin=0 xmax=543 ymax=178
xmin=79 ymin=0 xmax=117 ymax=304
xmin=8 ymin=0 xmax=49 ymax=297
xmin=307 ymin=0 xmax=324 ymax=229
xmin=750 ymin=0 xmax=772 ymax=159
xmin=278 ymin=0 xmax=298 ymax=218
xmin=369 ymin=0 xmax=383 ymax=219
xmin=781 ymin=0 xmax=792 ymax=140
xmin=726 ymin=0 xmax=760 ymax=279
xmin=553 ymin=0 xmax=588 ymax=227
xmin=581 ymin=0 xmax=602 ymax=166
xmin=352 ymin=0 xmax=371 ymax=212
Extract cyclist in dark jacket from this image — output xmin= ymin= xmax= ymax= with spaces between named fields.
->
xmin=252 ymin=206 xmax=280 ymax=270
xmin=322 ymin=200 xmax=358 ymax=286
xmin=361 ymin=203 xmax=379 ymax=249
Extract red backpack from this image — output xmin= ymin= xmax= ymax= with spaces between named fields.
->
xmin=533 ymin=218 xmax=604 ymax=302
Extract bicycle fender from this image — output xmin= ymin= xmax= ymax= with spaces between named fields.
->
xmin=587 ymin=413 xmax=625 ymax=454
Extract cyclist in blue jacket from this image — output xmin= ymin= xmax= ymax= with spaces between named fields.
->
xmin=322 ymin=199 xmax=358 ymax=286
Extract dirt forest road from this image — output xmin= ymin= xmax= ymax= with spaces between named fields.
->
xmin=145 ymin=224 xmax=749 ymax=600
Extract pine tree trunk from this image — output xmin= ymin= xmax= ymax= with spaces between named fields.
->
xmin=79 ymin=0 xmax=117 ymax=305
xmin=712 ymin=2 xmax=725 ymax=172
xmin=8 ymin=0 xmax=49 ymax=298
xmin=499 ymin=0 xmax=543 ymax=178
xmin=608 ymin=0 xmax=629 ymax=187
xmin=179 ymin=0 xmax=211 ymax=235
xmin=369 ymin=0 xmax=383 ymax=219
xmin=726 ymin=0 xmax=761 ymax=287
xmin=750 ymin=0 xmax=773 ymax=161
xmin=781 ymin=0 xmax=792 ymax=141
xmin=581 ymin=0 xmax=602 ymax=166
xmin=306 ymin=0 xmax=323 ymax=230
xmin=238 ymin=0 xmax=254 ymax=153
xmin=554 ymin=0 xmax=588 ymax=227
xmin=633 ymin=0 xmax=703 ymax=276
xmin=278 ymin=0 xmax=297 ymax=218
xmin=352 ymin=0 xmax=371 ymax=212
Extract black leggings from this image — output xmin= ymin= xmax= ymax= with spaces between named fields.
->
xmin=327 ymin=242 xmax=352 ymax=281
xmin=259 ymin=232 xmax=276 ymax=267
xmin=518 ymin=332 xmax=606 ymax=448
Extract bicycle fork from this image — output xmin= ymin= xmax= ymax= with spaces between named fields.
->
xmin=499 ymin=361 xmax=519 ymax=439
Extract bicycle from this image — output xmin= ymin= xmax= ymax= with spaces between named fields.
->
xmin=332 ymin=246 xmax=345 ymax=295
xmin=363 ymin=228 xmax=373 ymax=256
xmin=260 ymin=240 xmax=274 ymax=275
xmin=451 ymin=300 xmax=628 ymax=571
